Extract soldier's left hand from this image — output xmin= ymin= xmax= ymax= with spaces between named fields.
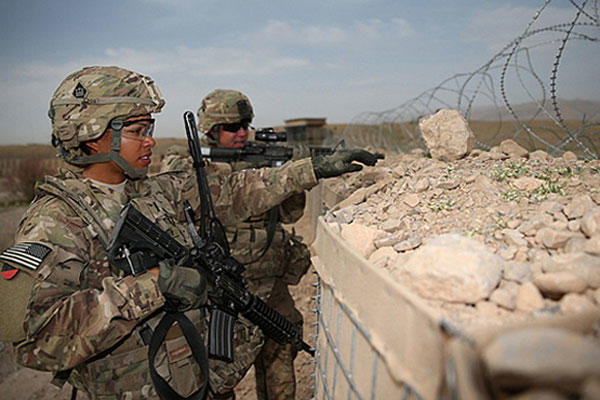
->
xmin=312 ymin=149 xmax=379 ymax=179
xmin=291 ymin=143 xmax=311 ymax=160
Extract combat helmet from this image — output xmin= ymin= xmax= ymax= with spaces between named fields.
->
xmin=49 ymin=66 xmax=165 ymax=178
xmin=197 ymin=89 xmax=254 ymax=136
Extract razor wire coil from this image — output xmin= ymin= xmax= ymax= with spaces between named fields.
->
xmin=341 ymin=0 xmax=600 ymax=159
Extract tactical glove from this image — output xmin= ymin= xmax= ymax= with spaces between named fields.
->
xmin=312 ymin=149 xmax=379 ymax=179
xmin=291 ymin=143 xmax=311 ymax=160
xmin=157 ymin=259 xmax=208 ymax=313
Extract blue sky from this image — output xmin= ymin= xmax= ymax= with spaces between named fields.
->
xmin=0 ymin=0 xmax=598 ymax=144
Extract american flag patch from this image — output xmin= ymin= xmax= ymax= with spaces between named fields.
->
xmin=0 ymin=242 xmax=51 ymax=271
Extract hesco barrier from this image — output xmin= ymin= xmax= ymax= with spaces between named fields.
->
xmin=311 ymin=216 xmax=447 ymax=400
xmin=306 ymin=182 xmax=600 ymax=400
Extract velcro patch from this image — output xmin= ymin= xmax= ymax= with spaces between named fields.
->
xmin=1 ymin=263 xmax=19 ymax=280
xmin=0 ymin=242 xmax=51 ymax=271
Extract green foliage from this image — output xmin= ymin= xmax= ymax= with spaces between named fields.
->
xmin=499 ymin=188 xmax=522 ymax=203
xmin=532 ymin=180 xmax=566 ymax=201
xmin=428 ymin=197 xmax=455 ymax=212
xmin=494 ymin=214 xmax=508 ymax=229
xmin=490 ymin=161 xmax=530 ymax=182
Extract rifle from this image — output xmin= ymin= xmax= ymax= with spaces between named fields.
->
xmin=107 ymin=203 xmax=313 ymax=359
xmin=200 ymin=127 xmax=384 ymax=166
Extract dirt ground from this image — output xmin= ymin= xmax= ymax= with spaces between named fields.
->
xmin=0 ymin=205 xmax=317 ymax=400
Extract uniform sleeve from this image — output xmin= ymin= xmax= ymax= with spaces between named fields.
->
xmin=278 ymin=192 xmax=306 ymax=224
xmin=11 ymin=197 xmax=165 ymax=371
xmin=207 ymin=157 xmax=318 ymax=226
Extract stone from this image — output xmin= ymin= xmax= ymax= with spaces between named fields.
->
xmin=392 ymin=235 xmax=422 ymax=252
xmin=563 ymin=194 xmax=595 ymax=220
xmin=436 ymin=178 xmax=460 ymax=190
xmin=584 ymin=235 xmax=600 ymax=256
xmin=542 ymin=252 xmax=600 ymax=289
xmin=489 ymin=281 xmax=519 ymax=310
xmin=567 ymin=219 xmax=581 ymax=232
xmin=498 ymin=246 xmax=517 ymax=260
xmin=503 ymin=229 xmax=528 ymax=247
xmin=392 ymin=164 xmax=407 ymax=178
xmin=415 ymin=178 xmax=430 ymax=192
xmin=483 ymin=328 xmax=600 ymax=394
xmin=397 ymin=234 xmax=503 ymax=303
xmin=515 ymin=282 xmax=545 ymax=312
xmin=419 ymin=109 xmax=475 ymax=161
xmin=582 ymin=377 xmax=600 ymax=400
xmin=562 ymin=151 xmax=578 ymax=161
xmin=402 ymin=193 xmax=420 ymax=208
xmin=513 ymin=177 xmax=545 ymax=192
xmin=340 ymin=222 xmax=383 ymax=259
xmin=475 ymin=300 xmax=501 ymax=317
xmin=519 ymin=219 xmax=547 ymax=237
xmin=369 ymin=246 xmax=398 ymax=270
xmin=581 ymin=207 xmax=600 ymax=237
xmin=500 ymin=139 xmax=529 ymax=158
xmin=536 ymin=227 xmax=573 ymax=250
xmin=506 ymin=389 xmax=568 ymax=400
xmin=533 ymin=272 xmax=587 ymax=296
xmin=381 ymin=218 xmax=404 ymax=233
xmin=333 ymin=207 xmax=355 ymax=224
xmin=559 ymin=293 xmax=598 ymax=314
xmin=374 ymin=231 xmax=407 ymax=248
xmin=539 ymin=200 xmax=564 ymax=216
xmin=529 ymin=150 xmax=552 ymax=162
xmin=503 ymin=261 xmax=533 ymax=283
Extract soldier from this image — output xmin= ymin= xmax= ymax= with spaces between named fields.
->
xmin=162 ymin=89 xmax=310 ymax=400
xmin=0 ymin=66 xmax=378 ymax=400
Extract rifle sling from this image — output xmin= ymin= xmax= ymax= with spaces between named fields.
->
xmin=242 ymin=207 xmax=279 ymax=265
xmin=148 ymin=312 xmax=209 ymax=400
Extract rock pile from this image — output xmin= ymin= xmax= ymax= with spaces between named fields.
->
xmin=323 ymin=111 xmax=600 ymax=398
xmin=325 ymin=139 xmax=600 ymax=325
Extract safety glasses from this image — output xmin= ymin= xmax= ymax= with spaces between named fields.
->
xmin=221 ymin=120 xmax=250 ymax=133
xmin=119 ymin=118 xmax=156 ymax=141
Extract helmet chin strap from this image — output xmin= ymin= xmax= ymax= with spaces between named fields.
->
xmin=107 ymin=120 xmax=148 ymax=179
xmin=67 ymin=119 xmax=148 ymax=179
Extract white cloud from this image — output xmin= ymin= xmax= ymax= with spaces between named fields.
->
xmin=465 ymin=5 xmax=576 ymax=51
xmin=251 ymin=18 xmax=414 ymax=48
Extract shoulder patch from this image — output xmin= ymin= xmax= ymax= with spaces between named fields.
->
xmin=0 ymin=242 xmax=51 ymax=271
xmin=1 ymin=263 xmax=19 ymax=280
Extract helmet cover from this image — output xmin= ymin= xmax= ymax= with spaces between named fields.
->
xmin=196 ymin=89 xmax=254 ymax=134
xmin=49 ymin=65 xmax=165 ymax=166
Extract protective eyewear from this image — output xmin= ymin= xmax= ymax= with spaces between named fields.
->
xmin=221 ymin=120 xmax=250 ymax=133
xmin=119 ymin=118 xmax=156 ymax=140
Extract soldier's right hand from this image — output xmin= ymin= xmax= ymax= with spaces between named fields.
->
xmin=157 ymin=259 xmax=208 ymax=312
xmin=312 ymin=149 xmax=379 ymax=179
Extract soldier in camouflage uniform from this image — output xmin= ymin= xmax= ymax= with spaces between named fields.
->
xmin=162 ymin=89 xmax=310 ymax=400
xmin=0 ymin=67 xmax=378 ymax=400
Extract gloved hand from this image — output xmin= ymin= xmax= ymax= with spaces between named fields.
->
xmin=312 ymin=149 xmax=379 ymax=179
xmin=291 ymin=143 xmax=311 ymax=160
xmin=157 ymin=259 xmax=208 ymax=313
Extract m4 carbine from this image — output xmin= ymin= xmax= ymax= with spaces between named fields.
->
xmin=200 ymin=127 xmax=384 ymax=167
xmin=107 ymin=203 xmax=314 ymax=362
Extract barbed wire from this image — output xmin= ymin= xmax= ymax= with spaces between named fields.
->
xmin=342 ymin=0 xmax=600 ymax=159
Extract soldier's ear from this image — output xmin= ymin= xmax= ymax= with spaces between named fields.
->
xmin=84 ymin=130 xmax=110 ymax=154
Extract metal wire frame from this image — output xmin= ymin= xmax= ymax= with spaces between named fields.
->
xmin=311 ymin=272 xmax=423 ymax=400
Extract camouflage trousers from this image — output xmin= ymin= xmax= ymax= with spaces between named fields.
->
xmin=254 ymin=281 xmax=302 ymax=400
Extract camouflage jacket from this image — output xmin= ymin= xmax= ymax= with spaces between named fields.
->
xmin=4 ymin=159 xmax=317 ymax=399
xmin=161 ymin=137 xmax=312 ymax=300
